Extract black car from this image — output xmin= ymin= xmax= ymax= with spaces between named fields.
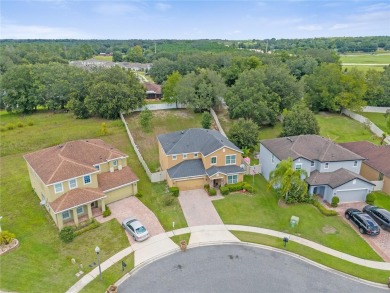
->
xmin=345 ymin=208 xmax=380 ymax=236
xmin=363 ymin=205 xmax=390 ymax=231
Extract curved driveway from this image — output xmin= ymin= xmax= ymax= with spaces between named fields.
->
xmin=118 ymin=244 xmax=386 ymax=293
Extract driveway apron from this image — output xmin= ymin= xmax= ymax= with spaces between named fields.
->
xmin=179 ymin=189 xmax=224 ymax=226
xmin=96 ymin=196 xmax=165 ymax=244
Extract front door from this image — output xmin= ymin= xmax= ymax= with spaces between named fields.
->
xmin=213 ymin=179 xmax=222 ymax=188
xmin=91 ymin=201 xmax=98 ymax=208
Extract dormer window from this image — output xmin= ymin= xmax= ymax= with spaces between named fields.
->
xmin=172 ymin=155 xmax=177 ymax=160
xmin=183 ymin=154 xmax=188 ymax=159
xmin=113 ymin=160 xmax=118 ymax=167
xmin=194 ymin=153 xmax=198 ymax=158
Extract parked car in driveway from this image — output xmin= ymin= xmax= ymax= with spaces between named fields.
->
xmin=363 ymin=205 xmax=390 ymax=231
xmin=345 ymin=208 xmax=380 ymax=236
xmin=122 ymin=218 xmax=149 ymax=241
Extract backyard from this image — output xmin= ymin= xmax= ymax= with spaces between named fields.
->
xmin=358 ymin=111 xmax=389 ymax=133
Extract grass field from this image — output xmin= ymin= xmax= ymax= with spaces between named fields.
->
xmin=358 ymin=112 xmax=389 ymax=133
xmin=124 ymin=109 xmax=203 ymax=172
xmin=342 ymin=65 xmax=385 ymax=72
xmin=340 ymin=53 xmax=390 ymax=64
xmin=93 ymin=55 xmax=113 ymax=61
xmin=374 ymin=191 xmax=390 ymax=211
xmin=214 ymin=175 xmax=382 ymax=261
xmin=232 ymin=232 xmax=390 ymax=284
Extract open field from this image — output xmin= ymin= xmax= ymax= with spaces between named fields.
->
xmin=93 ymin=55 xmax=113 ymax=61
xmin=124 ymin=109 xmax=203 ymax=172
xmin=358 ymin=112 xmax=389 ymax=133
xmin=340 ymin=53 xmax=390 ymax=64
xmin=214 ymin=175 xmax=382 ymax=261
xmin=342 ymin=65 xmax=385 ymax=72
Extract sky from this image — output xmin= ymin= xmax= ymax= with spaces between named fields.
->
xmin=1 ymin=0 xmax=389 ymax=40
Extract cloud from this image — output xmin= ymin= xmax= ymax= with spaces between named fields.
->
xmin=360 ymin=2 xmax=390 ymax=12
xmin=155 ymin=2 xmax=171 ymax=12
xmin=330 ymin=23 xmax=353 ymax=30
xmin=94 ymin=3 xmax=141 ymax=16
xmin=0 ymin=23 xmax=93 ymax=39
xmin=297 ymin=24 xmax=323 ymax=31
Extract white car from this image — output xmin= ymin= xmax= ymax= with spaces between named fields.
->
xmin=122 ymin=218 xmax=149 ymax=241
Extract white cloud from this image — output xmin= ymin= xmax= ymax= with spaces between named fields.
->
xmin=297 ymin=24 xmax=323 ymax=31
xmin=330 ymin=23 xmax=353 ymax=30
xmin=360 ymin=2 xmax=390 ymax=12
xmin=0 ymin=23 xmax=93 ymax=39
xmin=270 ymin=18 xmax=302 ymax=26
xmin=94 ymin=3 xmax=141 ymax=16
xmin=155 ymin=2 xmax=171 ymax=12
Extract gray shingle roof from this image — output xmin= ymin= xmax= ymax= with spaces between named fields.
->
xmin=306 ymin=168 xmax=374 ymax=188
xmin=260 ymin=135 xmax=364 ymax=162
xmin=157 ymin=128 xmax=241 ymax=156
xmin=206 ymin=165 xmax=245 ymax=177
xmin=167 ymin=159 xmax=206 ymax=179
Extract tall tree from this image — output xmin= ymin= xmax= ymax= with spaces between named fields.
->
xmin=281 ymin=103 xmax=320 ymax=137
xmin=228 ymin=118 xmax=259 ymax=150
xmin=162 ymin=71 xmax=182 ymax=104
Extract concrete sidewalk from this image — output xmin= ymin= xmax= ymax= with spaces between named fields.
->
xmin=66 ymin=224 xmax=390 ymax=293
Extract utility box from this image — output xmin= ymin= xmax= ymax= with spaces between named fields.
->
xmin=290 ymin=216 xmax=299 ymax=228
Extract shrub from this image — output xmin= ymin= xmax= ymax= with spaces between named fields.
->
xmin=0 ymin=231 xmax=16 ymax=245
xmin=226 ymin=182 xmax=244 ymax=192
xmin=6 ymin=123 xmax=15 ymax=130
xmin=103 ymin=207 xmax=111 ymax=217
xmin=27 ymin=121 xmax=34 ymax=126
xmin=135 ymin=193 xmax=143 ymax=198
xmin=312 ymin=200 xmax=337 ymax=216
xmin=331 ymin=196 xmax=340 ymax=207
xmin=169 ymin=187 xmax=180 ymax=197
xmin=201 ymin=111 xmax=212 ymax=129
xmin=243 ymin=183 xmax=254 ymax=193
xmin=74 ymin=220 xmax=100 ymax=236
xmin=163 ymin=196 xmax=174 ymax=206
xmin=16 ymin=121 xmax=24 ymax=128
xmin=0 ymin=126 xmax=6 ymax=132
xmin=366 ymin=193 xmax=376 ymax=205
xmin=204 ymin=184 xmax=210 ymax=191
xmin=220 ymin=186 xmax=229 ymax=195
xmin=59 ymin=226 xmax=75 ymax=243
xmin=208 ymin=188 xmax=217 ymax=196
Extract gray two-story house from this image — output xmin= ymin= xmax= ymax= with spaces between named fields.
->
xmin=260 ymin=135 xmax=374 ymax=203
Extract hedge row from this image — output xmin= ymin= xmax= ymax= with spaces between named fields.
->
xmin=312 ymin=200 xmax=338 ymax=216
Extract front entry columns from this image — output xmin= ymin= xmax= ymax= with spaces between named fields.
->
xmin=72 ymin=208 xmax=79 ymax=226
xmin=87 ymin=204 xmax=92 ymax=219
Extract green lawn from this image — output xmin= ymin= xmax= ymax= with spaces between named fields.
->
xmin=214 ymin=175 xmax=382 ymax=261
xmin=358 ymin=112 xmax=389 ymax=133
xmin=170 ymin=233 xmax=191 ymax=246
xmin=374 ymin=191 xmax=390 ymax=210
xmin=342 ymin=65 xmax=385 ymax=72
xmin=340 ymin=53 xmax=390 ymax=64
xmin=233 ymin=232 xmax=390 ymax=284
xmin=93 ymin=55 xmax=113 ymax=61
xmin=124 ymin=109 xmax=203 ymax=172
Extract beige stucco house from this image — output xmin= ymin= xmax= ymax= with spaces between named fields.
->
xmin=340 ymin=141 xmax=390 ymax=195
xmin=24 ymin=139 xmax=139 ymax=230
xmin=157 ymin=128 xmax=245 ymax=191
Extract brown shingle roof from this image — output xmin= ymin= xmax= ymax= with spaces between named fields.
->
xmin=306 ymin=168 xmax=374 ymax=188
xmin=260 ymin=135 xmax=363 ymax=162
xmin=144 ymin=82 xmax=161 ymax=94
xmin=24 ymin=139 xmax=128 ymax=184
xmin=97 ymin=166 xmax=139 ymax=191
xmin=49 ymin=188 xmax=106 ymax=213
xmin=340 ymin=141 xmax=390 ymax=177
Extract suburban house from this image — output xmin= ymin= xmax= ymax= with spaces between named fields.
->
xmin=24 ymin=139 xmax=139 ymax=230
xmin=157 ymin=128 xmax=245 ymax=191
xmin=144 ymin=82 xmax=162 ymax=99
xmin=340 ymin=141 xmax=390 ymax=195
xmin=260 ymin=135 xmax=375 ymax=203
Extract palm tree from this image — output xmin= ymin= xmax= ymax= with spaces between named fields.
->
xmin=268 ymin=157 xmax=308 ymax=202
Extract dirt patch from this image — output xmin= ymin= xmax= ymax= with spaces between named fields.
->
xmin=0 ymin=239 xmax=19 ymax=255
xmin=278 ymin=199 xmax=288 ymax=208
xmin=322 ymin=225 xmax=337 ymax=234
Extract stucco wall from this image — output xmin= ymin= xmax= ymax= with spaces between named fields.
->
xmin=202 ymin=147 xmax=242 ymax=169
xmin=105 ymin=183 xmax=137 ymax=204
xmin=360 ymin=163 xmax=381 ymax=181
xmin=318 ymin=160 xmax=362 ymax=174
xmin=383 ymin=176 xmax=390 ymax=195
xmin=260 ymin=144 xmax=281 ymax=181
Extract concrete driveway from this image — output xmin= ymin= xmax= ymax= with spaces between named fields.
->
xmin=335 ymin=202 xmax=390 ymax=262
xmin=96 ymin=196 xmax=165 ymax=244
xmin=179 ymin=189 xmax=223 ymax=227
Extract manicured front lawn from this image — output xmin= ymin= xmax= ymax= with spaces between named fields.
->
xmin=358 ymin=112 xmax=389 ymax=133
xmin=233 ymin=232 xmax=390 ymax=284
xmin=373 ymin=191 xmax=390 ymax=210
xmin=170 ymin=233 xmax=191 ymax=246
xmin=124 ymin=109 xmax=203 ymax=172
xmin=213 ymin=175 xmax=382 ymax=261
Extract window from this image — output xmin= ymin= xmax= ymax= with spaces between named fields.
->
xmin=95 ymin=165 xmax=100 ymax=171
xmin=295 ymin=163 xmax=302 ymax=170
xmin=113 ymin=160 xmax=118 ymax=167
xmin=183 ymin=154 xmax=188 ymax=159
xmin=172 ymin=155 xmax=177 ymax=160
xmin=271 ymin=155 xmax=275 ymax=163
xmin=228 ymin=175 xmax=238 ymax=184
xmin=324 ymin=163 xmax=329 ymax=169
xmin=84 ymin=175 xmax=91 ymax=185
xmin=211 ymin=156 xmax=217 ymax=165
xmin=62 ymin=211 xmax=70 ymax=220
xmin=225 ymin=155 xmax=236 ymax=165
xmin=311 ymin=161 xmax=315 ymax=167
xmin=194 ymin=153 xmax=198 ymax=158
xmin=54 ymin=183 xmax=63 ymax=193
xmin=353 ymin=161 xmax=358 ymax=167
xmin=69 ymin=179 xmax=77 ymax=190
xmin=77 ymin=206 xmax=84 ymax=214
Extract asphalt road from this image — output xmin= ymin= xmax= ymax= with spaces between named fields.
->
xmin=118 ymin=244 xmax=387 ymax=293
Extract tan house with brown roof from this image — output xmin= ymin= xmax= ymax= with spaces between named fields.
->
xmin=340 ymin=141 xmax=390 ymax=195
xmin=24 ymin=139 xmax=139 ymax=230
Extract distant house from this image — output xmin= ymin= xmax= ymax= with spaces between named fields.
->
xmin=157 ymin=128 xmax=245 ymax=191
xmin=340 ymin=141 xmax=390 ymax=195
xmin=144 ymin=82 xmax=162 ymax=99
xmin=119 ymin=62 xmax=152 ymax=72
xmin=24 ymin=139 xmax=139 ymax=229
xmin=260 ymin=135 xmax=374 ymax=203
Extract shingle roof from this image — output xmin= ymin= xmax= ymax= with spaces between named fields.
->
xmin=306 ymin=168 xmax=374 ymax=188
xmin=206 ymin=165 xmax=245 ymax=177
xmin=167 ymin=159 xmax=206 ymax=179
xmin=49 ymin=188 xmax=106 ymax=213
xmin=97 ymin=166 xmax=139 ymax=191
xmin=144 ymin=82 xmax=162 ymax=94
xmin=24 ymin=139 xmax=128 ymax=184
xmin=158 ymin=128 xmax=241 ymax=156
xmin=260 ymin=135 xmax=363 ymax=162
xmin=339 ymin=141 xmax=390 ymax=177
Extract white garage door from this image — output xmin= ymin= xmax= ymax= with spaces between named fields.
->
xmin=336 ymin=189 xmax=368 ymax=203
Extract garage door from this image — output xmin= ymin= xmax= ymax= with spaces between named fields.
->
xmin=175 ymin=178 xmax=206 ymax=191
xmin=336 ymin=189 xmax=368 ymax=203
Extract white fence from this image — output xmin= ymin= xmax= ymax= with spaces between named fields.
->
xmin=210 ymin=108 xmax=227 ymax=137
xmin=132 ymin=102 xmax=186 ymax=112
xmin=342 ymin=109 xmax=390 ymax=145
xmin=120 ymin=113 xmax=166 ymax=183
xmin=362 ymin=106 xmax=390 ymax=113
xmin=371 ymin=180 xmax=384 ymax=191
